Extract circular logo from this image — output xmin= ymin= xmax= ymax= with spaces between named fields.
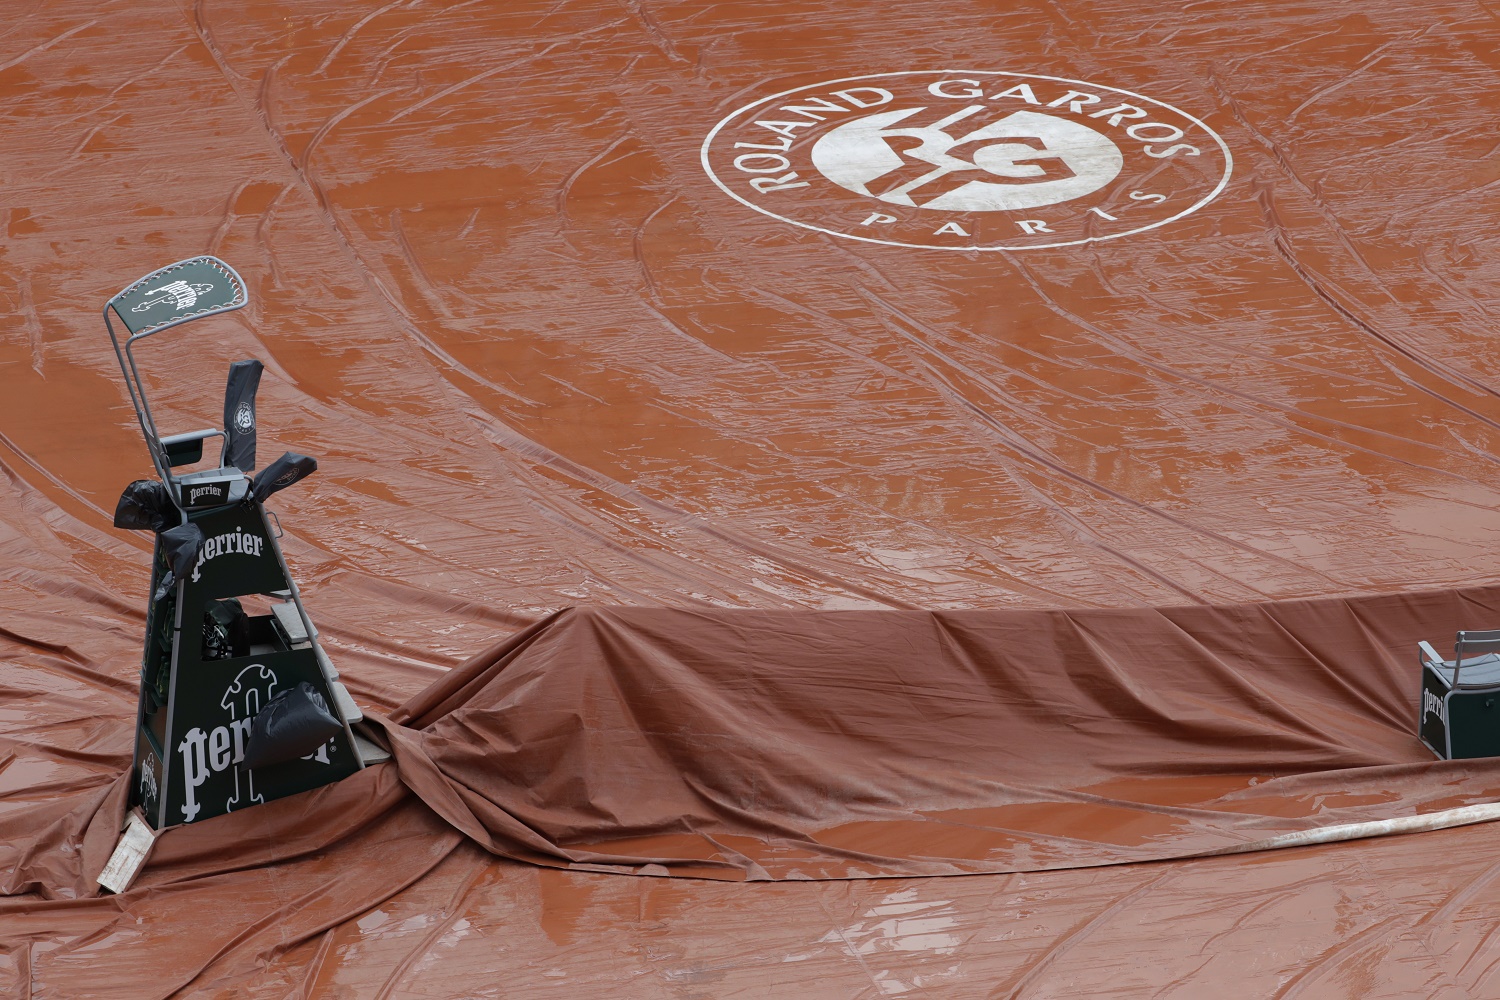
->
xmin=234 ymin=402 xmax=255 ymax=432
xmin=702 ymin=71 xmax=1232 ymax=251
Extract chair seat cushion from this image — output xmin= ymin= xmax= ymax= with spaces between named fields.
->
xmin=1430 ymin=652 xmax=1500 ymax=687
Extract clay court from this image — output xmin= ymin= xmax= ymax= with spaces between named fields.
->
xmin=4 ymin=0 xmax=1500 ymax=995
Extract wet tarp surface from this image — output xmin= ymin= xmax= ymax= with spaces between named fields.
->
xmin=4 ymin=0 xmax=1500 ymax=995
xmin=381 ymin=592 xmax=1500 ymax=880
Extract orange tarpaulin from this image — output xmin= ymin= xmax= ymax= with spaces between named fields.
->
xmin=5 ymin=0 xmax=1500 ymax=994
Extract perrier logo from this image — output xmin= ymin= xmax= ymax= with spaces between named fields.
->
xmin=132 ymin=280 xmax=215 ymax=313
xmin=701 ymin=71 xmax=1232 ymax=251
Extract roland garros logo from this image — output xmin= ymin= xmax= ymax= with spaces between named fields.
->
xmin=701 ymin=71 xmax=1232 ymax=251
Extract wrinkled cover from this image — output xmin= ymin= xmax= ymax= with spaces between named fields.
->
xmin=8 ymin=0 xmax=1500 ymax=990
xmin=15 ymin=584 xmax=1500 ymax=899
xmin=366 ymin=584 xmax=1500 ymax=880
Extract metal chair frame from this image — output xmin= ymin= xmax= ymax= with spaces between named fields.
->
xmin=1419 ymin=629 xmax=1500 ymax=689
xmin=102 ymin=256 xmax=249 ymax=505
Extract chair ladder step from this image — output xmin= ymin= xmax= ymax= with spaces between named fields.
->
xmin=352 ymin=731 xmax=391 ymax=765
xmin=328 ymin=680 xmax=362 ymax=723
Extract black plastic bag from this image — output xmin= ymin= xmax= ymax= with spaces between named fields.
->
xmin=243 ymin=681 xmax=342 ymax=770
xmin=159 ymin=523 xmax=204 ymax=578
xmin=250 ymin=452 xmax=317 ymax=503
xmin=152 ymin=523 xmax=206 ymax=602
xmin=113 ymin=479 xmax=176 ymax=532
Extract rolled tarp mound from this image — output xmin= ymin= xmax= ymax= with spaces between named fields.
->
xmin=376 ymin=583 xmax=1500 ymax=880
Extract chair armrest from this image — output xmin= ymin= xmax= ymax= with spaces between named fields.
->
xmin=1418 ymin=640 xmax=1446 ymax=668
xmin=157 ymin=428 xmax=224 ymax=468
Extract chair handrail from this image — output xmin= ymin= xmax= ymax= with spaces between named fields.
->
xmin=159 ymin=428 xmax=224 ymax=447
